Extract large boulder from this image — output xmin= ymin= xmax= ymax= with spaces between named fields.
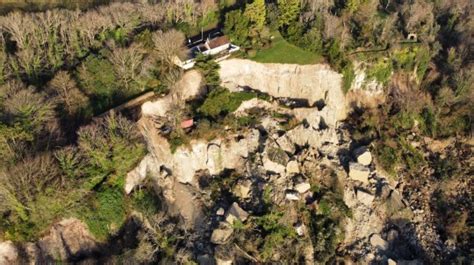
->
xmin=211 ymin=222 xmax=234 ymax=245
xmin=294 ymin=182 xmax=311 ymax=194
xmin=286 ymin=160 xmax=300 ymax=176
xmin=233 ymin=180 xmax=252 ymax=199
xmin=286 ymin=125 xmax=339 ymax=148
xmin=354 ymin=146 xmax=372 ymax=166
xmin=175 ymin=130 xmax=260 ymax=184
xmin=348 ymin=162 xmax=370 ymax=184
xmin=0 ymin=241 xmax=18 ymax=264
xmin=276 ymin=134 xmax=296 ymax=154
xmin=125 ymin=154 xmax=161 ymax=194
xmin=36 ymin=218 xmax=98 ymax=262
xmin=225 ymin=202 xmax=249 ymax=225
xmin=356 ymin=189 xmax=375 ymax=206
xmin=369 ymin=234 xmax=388 ymax=250
xmin=173 ymin=141 xmax=208 ymax=183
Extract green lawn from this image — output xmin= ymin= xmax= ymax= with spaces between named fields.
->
xmin=252 ymin=32 xmax=322 ymax=65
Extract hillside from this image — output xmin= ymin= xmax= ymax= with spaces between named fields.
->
xmin=0 ymin=0 xmax=472 ymax=264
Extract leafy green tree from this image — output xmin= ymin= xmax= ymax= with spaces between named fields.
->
xmin=198 ymin=87 xmax=257 ymax=118
xmin=277 ymin=0 xmax=300 ymax=28
xmin=77 ymin=113 xmax=146 ymax=189
xmin=0 ymin=154 xmax=80 ymax=241
xmin=194 ymin=54 xmax=221 ymax=87
xmin=77 ymin=55 xmax=118 ymax=113
xmin=244 ymin=0 xmax=267 ymax=37
xmin=224 ymin=9 xmax=250 ymax=46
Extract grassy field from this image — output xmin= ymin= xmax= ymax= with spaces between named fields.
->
xmin=252 ymin=32 xmax=322 ymax=65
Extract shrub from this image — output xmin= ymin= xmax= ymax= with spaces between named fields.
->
xmin=132 ymin=187 xmax=161 ymax=217
xmin=198 ymin=87 xmax=257 ymax=118
xmin=80 ymin=186 xmax=126 ymax=240
xmin=255 ymin=211 xmax=296 ymax=261
xmin=78 ymin=114 xmax=146 ymax=188
xmin=367 ymin=59 xmax=393 ymax=85
xmin=342 ymin=63 xmax=355 ymax=93
xmin=194 ymin=54 xmax=221 ymax=87
xmin=77 ymin=55 xmax=118 ymax=113
xmin=375 ymin=143 xmax=399 ymax=174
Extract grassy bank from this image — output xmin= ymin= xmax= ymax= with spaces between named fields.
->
xmin=251 ymin=32 xmax=322 ymax=65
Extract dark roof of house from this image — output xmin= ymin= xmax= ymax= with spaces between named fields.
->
xmin=208 ymin=36 xmax=230 ymax=49
xmin=186 ymin=29 xmax=223 ymax=48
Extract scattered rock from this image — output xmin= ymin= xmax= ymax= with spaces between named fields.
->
xmin=386 ymin=229 xmax=399 ymax=242
xmin=286 ymin=125 xmax=339 ymax=148
xmin=295 ymin=222 xmax=306 ymax=236
xmin=356 ymin=189 xmax=375 ymax=206
xmin=286 ymin=160 xmax=300 ymax=176
xmin=216 ymin=208 xmax=225 ymax=216
xmin=276 ymin=134 xmax=296 ymax=154
xmin=349 ymin=162 xmax=370 ymax=184
xmin=294 ymin=182 xmax=311 ymax=194
xmin=225 ymin=203 xmax=249 ymax=225
xmin=211 ymin=222 xmax=234 ymax=245
xmin=37 ymin=218 xmax=98 ymax=261
xmin=263 ymin=157 xmax=286 ymax=174
xmin=370 ymin=234 xmax=388 ymax=250
xmin=388 ymin=258 xmax=397 ymax=265
xmin=215 ymin=257 xmax=233 ymax=265
xmin=266 ymin=145 xmax=290 ymax=165
xmin=0 ymin=241 xmax=18 ymax=264
xmin=234 ymin=180 xmax=252 ymax=199
xmin=354 ymin=146 xmax=372 ymax=166
xmin=388 ymin=190 xmax=406 ymax=210
xmin=285 ymin=190 xmax=300 ymax=201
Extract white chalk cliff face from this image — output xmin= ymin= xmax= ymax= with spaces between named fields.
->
xmin=219 ymin=59 xmax=348 ymax=124
xmin=127 ymin=59 xmax=353 ymax=230
xmin=131 ymin=60 xmax=349 ymax=190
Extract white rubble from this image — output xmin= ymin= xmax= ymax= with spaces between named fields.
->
xmin=285 ymin=191 xmax=301 ymax=201
xmin=276 ymin=134 xmax=296 ymax=154
xmin=354 ymin=146 xmax=372 ymax=166
xmin=211 ymin=222 xmax=234 ymax=245
xmin=370 ymin=234 xmax=389 ymax=250
xmin=349 ymin=162 xmax=371 ymax=184
xmin=215 ymin=257 xmax=233 ymax=265
xmin=0 ymin=241 xmax=18 ymax=265
xmin=225 ymin=203 xmax=249 ymax=225
xmin=356 ymin=190 xmax=375 ymax=206
xmin=234 ymin=180 xmax=252 ymax=199
xmin=294 ymin=182 xmax=311 ymax=194
xmin=262 ymin=156 xmax=286 ymax=174
xmin=286 ymin=160 xmax=300 ymax=176
xmin=388 ymin=258 xmax=397 ymax=265
xmin=295 ymin=223 xmax=307 ymax=236
xmin=125 ymin=154 xmax=160 ymax=194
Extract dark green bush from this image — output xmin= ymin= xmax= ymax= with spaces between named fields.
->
xmin=198 ymin=87 xmax=257 ymax=118
xmin=80 ymin=186 xmax=126 ymax=240
xmin=77 ymin=55 xmax=118 ymax=113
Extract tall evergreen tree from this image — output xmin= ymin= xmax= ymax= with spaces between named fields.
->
xmin=277 ymin=0 xmax=300 ymax=28
xmin=244 ymin=0 xmax=266 ymax=36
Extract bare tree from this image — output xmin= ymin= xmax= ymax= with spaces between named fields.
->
xmin=108 ymin=43 xmax=149 ymax=91
xmin=152 ymin=29 xmax=186 ymax=67
xmin=1 ymin=80 xmax=57 ymax=136
xmin=47 ymin=71 xmax=89 ymax=117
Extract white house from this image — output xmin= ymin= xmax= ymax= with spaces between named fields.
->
xmin=174 ymin=31 xmax=240 ymax=70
